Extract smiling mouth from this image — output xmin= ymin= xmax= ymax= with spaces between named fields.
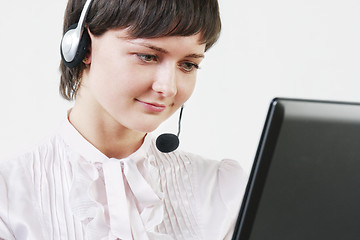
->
xmin=136 ymin=99 xmax=166 ymax=113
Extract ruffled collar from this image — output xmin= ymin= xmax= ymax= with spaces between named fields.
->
xmin=57 ymin=114 xmax=167 ymax=240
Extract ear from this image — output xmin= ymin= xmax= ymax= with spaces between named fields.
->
xmin=83 ymin=49 xmax=91 ymax=65
xmin=82 ymin=27 xmax=92 ymax=65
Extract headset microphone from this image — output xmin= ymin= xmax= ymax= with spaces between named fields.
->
xmin=156 ymin=106 xmax=184 ymax=153
xmin=60 ymin=0 xmax=93 ymax=68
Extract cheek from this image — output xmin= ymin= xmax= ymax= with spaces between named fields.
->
xmin=89 ymin=59 xmax=149 ymax=101
xmin=176 ymin=76 xmax=197 ymax=104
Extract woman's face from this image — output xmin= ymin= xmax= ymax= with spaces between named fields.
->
xmin=80 ymin=29 xmax=206 ymax=133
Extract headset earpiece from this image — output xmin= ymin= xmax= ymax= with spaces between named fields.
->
xmin=60 ymin=0 xmax=93 ymax=68
xmin=61 ymin=24 xmax=90 ymax=68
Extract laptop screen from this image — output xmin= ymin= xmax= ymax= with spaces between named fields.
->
xmin=232 ymin=98 xmax=360 ymax=240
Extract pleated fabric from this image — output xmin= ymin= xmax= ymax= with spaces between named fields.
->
xmin=0 ymin=117 xmax=247 ymax=240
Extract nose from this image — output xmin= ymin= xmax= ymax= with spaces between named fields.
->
xmin=152 ymin=64 xmax=177 ymax=98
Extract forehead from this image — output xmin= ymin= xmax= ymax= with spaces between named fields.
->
xmin=106 ymin=29 xmax=206 ymax=53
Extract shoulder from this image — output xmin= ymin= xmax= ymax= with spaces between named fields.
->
xmin=150 ymin=143 xmax=248 ymax=186
xmin=0 ymin=133 xmax=68 ymax=204
xmin=170 ymin=149 xmax=248 ymax=204
xmin=170 ymin=150 xmax=248 ymax=238
xmin=0 ymin=133 xmax=66 ymax=186
xmin=175 ymin=150 xmax=247 ymax=185
xmin=0 ymin=134 xmax=67 ymax=239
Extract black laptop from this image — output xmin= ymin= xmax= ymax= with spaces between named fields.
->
xmin=232 ymin=98 xmax=360 ymax=240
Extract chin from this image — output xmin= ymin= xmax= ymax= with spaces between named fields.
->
xmin=132 ymin=122 xmax=161 ymax=134
xmin=132 ymin=113 xmax=173 ymax=133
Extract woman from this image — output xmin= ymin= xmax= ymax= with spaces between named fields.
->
xmin=0 ymin=0 xmax=247 ymax=239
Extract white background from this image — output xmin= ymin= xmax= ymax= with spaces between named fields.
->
xmin=0 ymin=0 xmax=359 ymax=172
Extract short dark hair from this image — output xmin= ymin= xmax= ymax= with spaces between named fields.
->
xmin=59 ymin=0 xmax=222 ymax=100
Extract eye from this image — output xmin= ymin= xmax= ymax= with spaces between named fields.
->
xmin=137 ymin=54 xmax=158 ymax=63
xmin=179 ymin=62 xmax=200 ymax=72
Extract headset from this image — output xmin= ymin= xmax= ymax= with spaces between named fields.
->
xmin=60 ymin=0 xmax=94 ymax=68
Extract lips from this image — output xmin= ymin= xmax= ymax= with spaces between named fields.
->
xmin=136 ymin=99 xmax=166 ymax=113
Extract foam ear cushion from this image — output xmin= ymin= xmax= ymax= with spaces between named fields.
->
xmin=60 ymin=24 xmax=91 ymax=68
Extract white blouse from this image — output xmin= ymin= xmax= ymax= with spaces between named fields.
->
xmin=0 ymin=116 xmax=248 ymax=240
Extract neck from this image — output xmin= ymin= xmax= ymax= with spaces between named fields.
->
xmin=69 ymin=94 xmax=146 ymax=159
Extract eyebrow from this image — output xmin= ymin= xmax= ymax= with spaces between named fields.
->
xmin=129 ymin=41 xmax=205 ymax=59
xmin=185 ymin=53 xmax=205 ymax=59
